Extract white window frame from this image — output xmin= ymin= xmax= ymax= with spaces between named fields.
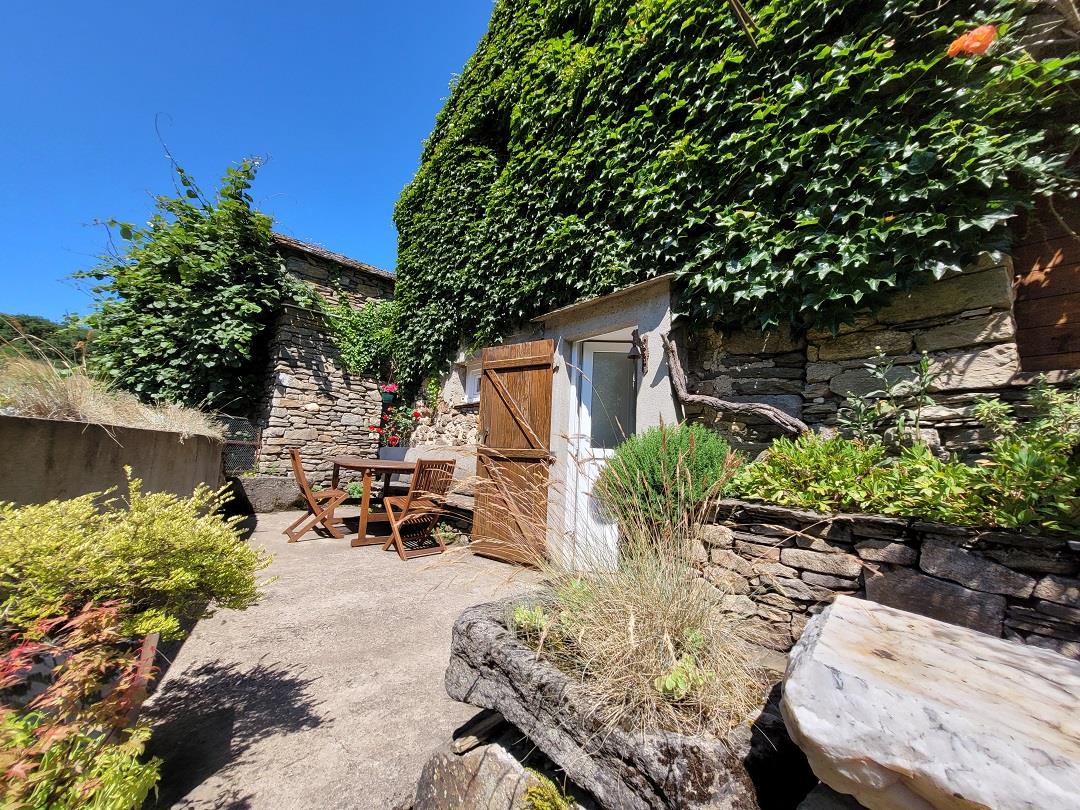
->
xmin=463 ymin=361 xmax=482 ymax=404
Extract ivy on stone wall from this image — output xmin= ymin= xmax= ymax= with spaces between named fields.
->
xmin=84 ymin=161 xmax=291 ymax=413
xmin=393 ymin=0 xmax=1080 ymax=386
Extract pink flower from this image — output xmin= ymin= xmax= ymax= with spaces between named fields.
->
xmin=380 ymin=383 xmax=398 ymax=393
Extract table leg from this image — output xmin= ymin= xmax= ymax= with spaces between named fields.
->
xmin=328 ymin=463 xmax=342 ymax=527
xmin=351 ymin=470 xmax=381 ymax=547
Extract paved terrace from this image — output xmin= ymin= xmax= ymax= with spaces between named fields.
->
xmin=143 ymin=509 xmax=535 ymax=810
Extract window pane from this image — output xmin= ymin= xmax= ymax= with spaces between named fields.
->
xmin=589 ymin=351 xmax=635 ymax=449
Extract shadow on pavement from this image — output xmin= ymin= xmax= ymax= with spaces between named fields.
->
xmin=143 ymin=660 xmax=325 ymax=808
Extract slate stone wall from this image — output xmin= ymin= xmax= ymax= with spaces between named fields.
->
xmin=686 ymin=254 xmax=1071 ymax=457
xmin=253 ymin=248 xmax=394 ymax=488
xmin=698 ymin=499 xmax=1080 ymax=659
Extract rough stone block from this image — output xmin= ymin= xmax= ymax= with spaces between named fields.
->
xmin=710 ymin=548 xmax=754 ymax=576
xmin=699 ymin=524 xmax=734 ymax=548
xmin=854 ymin=540 xmax=917 ymax=565
xmin=864 ymin=567 xmax=1005 ymax=636
xmin=721 ymin=325 xmax=804 ymax=356
xmin=816 ymin=329 xmax=912 ymax=362
xmin=806 ymin=362 xmax=843 ymax=383
xmin=703 ymin=566 xmax=751 ymax=595
xmin=781 ymin=549 xmax=864 ymax=578
xmin=875 ymin=263 xmax=1013 ymax=325
xmin=796 ymin=783 xmax=867 ymax=810
xmin=919 ymin=539 xmax=1036 ymax=598
xmin=753 ymin=560 xmax=800 ymax=579
xmin=736 ymin=540 xmax=782 ymax=561
xmin=914 ymin=311 xmax=1014 ymax=352
xmin=928 ymin=343 xmax=1020 ymax=392
xmin=1033 ymin=575 xmax=1080 ymax=607
xmin=782 ymin=596 xmax=1080 ymax=810
xmin=801 ymin=572 xmax=861 ymax=590
xmin=412 ymin=742 xmax=538 ymax=810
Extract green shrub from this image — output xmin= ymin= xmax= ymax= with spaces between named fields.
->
xmin=82 ymin=160 xmax=293 ymax=411
xmin=0 ymin=474 xmax=272 ymax=639
xmin=735 ymin=382 xmax=1080 ymax=534
xmin=733 ymin=433 xmax=886 ymax=512
xmin=971 ymin=384 xmax=1080 ymax=532
xmin=595 ymin=422 xmax=739 ymax=530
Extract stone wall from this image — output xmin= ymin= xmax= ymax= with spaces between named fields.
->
xmin=686 ymin=254 xmax=1070 ymax=456
xmin=409 ymin=358 xmax=480 ymax=450
xmin=254 ymin=246 xmax=394 ymax=488
xmin=696 ymin=499 xmax=1080 ymax=660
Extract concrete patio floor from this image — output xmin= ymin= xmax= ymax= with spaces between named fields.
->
xmin=142 ymin=509 xmax=536 ymax=810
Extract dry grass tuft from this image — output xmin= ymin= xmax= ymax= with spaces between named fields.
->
xmin=469 ymin=424 xmax=769 ymax=740
xmin=0 ymin=355 xmax=223 ymax=440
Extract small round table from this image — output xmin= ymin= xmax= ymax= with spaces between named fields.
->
xmin=327 ymin=456 xmax=417 ymax=547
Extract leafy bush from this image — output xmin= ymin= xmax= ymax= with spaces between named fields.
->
xmin=393 ymin=0 xmax=1080 ymax=385
xmin=0 ymin=603 xmax=161 ymax=809
xmin=0 ymin=314 xmax=88 ymax=363
xmin=736 ymin=382 xmax=1080 ymax=534
xmin=594 ymin=422 xmax=739 ymax=529
xmin=972 ymin=384 xmax=1080 ymax=531
xmin=82 ymin=160 xmax=293 ymax=412
xmin=324 ymin=297 xmax=399 ymax=378
xmin=0 ymin=474 xmax=272 ymax=639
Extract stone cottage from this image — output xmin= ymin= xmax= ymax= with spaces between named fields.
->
xmin=411 ymin=201 xmax=1080 ymax=568
xmin=252 ymin=234 xmax=394 ymax=487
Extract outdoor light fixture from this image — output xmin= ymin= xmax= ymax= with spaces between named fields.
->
xmin=628 ymin=329 xmax=647 ymax=376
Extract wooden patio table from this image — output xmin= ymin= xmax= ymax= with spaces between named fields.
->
xmin=327 ymin=456 xmax=417 ymax=548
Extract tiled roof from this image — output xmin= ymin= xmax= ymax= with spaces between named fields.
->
xmin=272 ymin=232 xmax=394 ymax=283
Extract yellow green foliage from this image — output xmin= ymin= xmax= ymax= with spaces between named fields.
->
xmin=0 ymin=473 xmax=271 ymax=639
xmin=523 ymin=771 xmax=573 ymax=810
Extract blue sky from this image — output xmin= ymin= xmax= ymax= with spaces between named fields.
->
xmin=0 ymin=2 xmax=494 ymax=320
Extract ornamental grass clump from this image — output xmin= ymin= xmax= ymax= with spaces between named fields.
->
xmin=0 ymin=474 xmax=272 ymax=640
xmin=595 ymin=422 xmax=739 ymax=529
xmin=504 ymin=424 xmax=767 ymax=739
xmin=0 ymin=355 xmax=222 ymax=440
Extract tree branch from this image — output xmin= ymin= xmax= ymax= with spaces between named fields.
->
xmin=662 ymin=331 xmax=810 ymax=435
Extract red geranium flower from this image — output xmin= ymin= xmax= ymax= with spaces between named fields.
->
xmin=948 ymin=24 xmax=997 ymax=57
xmin=388 ymin=435 xmax=400 ymax=446
xmin=412 ymin=410 xmax=422 ymax=419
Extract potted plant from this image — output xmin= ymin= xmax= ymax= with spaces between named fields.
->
xmin=370 ymin=406 xmax=424 ymax=461
xmin=380 ymin=382 xmax=398 ymax=403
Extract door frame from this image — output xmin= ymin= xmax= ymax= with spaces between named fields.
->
xmin=565 ymin=336 xmax=636 ymax=570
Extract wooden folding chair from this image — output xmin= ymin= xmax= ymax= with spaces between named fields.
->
xmin=381 ymin=459 xmax=456 ymax=560
xmin=283 ymin=448 xmax=348 ymax=543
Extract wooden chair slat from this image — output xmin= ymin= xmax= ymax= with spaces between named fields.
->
xmin=381 ymin=459 xmax=456 ymax=560
xmin=284 ymin=448 xmax=348 ymax=543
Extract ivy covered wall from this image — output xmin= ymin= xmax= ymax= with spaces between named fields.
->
xmin=393 ymin=0 xmax=1079 ymax=386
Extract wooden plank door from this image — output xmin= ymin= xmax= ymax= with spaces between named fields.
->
xmin=470 ymin=339 xmax=555 ymax=565
xmin=1012 ymin=198 xmax=1080 ymax=371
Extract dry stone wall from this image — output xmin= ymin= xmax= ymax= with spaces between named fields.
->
xmin=687 ymin=254 xmax=1061 ymax=456
xmin=254 ymin=247 xmax=394 ymax=488
xmin=696 ymin=499 xmax=1080 ymax=660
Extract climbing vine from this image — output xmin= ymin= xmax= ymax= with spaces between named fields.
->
xmin=393 ymin=0 xmax=1080 ymax=386
xmin=324 ymin=296 xmax=399 ymax=379
xmin=84 ymin=160 xmax=293 ymax=412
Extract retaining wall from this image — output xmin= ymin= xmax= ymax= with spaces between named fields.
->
xmin=0 ymin=415 xmax=223 ymax=505
xmin=698 ymin=499 xmax=1080 ymax=660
